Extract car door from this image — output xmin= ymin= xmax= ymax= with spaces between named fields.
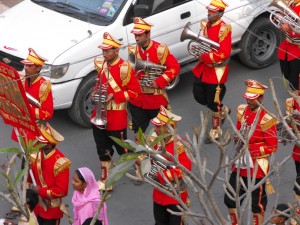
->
xmin=124 ymin=0 xmax=200 ymax=64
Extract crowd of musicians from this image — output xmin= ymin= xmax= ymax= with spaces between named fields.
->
xmin=3 ymin=0 xmax=300 ymax=224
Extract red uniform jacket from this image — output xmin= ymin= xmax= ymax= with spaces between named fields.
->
xmin=129 ymin=40 xmax=180 ymax=109
xmin=286 ymin=97 xmax=300 ymax=162
xmin=233 ymin=104 xmax=278 ymax=178
xmin=91 ymin=57 xmax=141 ymax=131
xmin=192 ymin=19 xmax=232 ymax=84
xmin=153 ymin=136 xmax=192 ymax=206
xmin=12 ymin=75 xmax=53 ymax=141
xmin=28 ymin=148 xmax=71 ymax=219
xmin=278 ymin=2 xmax=300 ymax=61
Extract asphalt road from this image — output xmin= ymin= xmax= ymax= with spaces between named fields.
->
xmin=0 ymin=1 xmax=296 ymax=224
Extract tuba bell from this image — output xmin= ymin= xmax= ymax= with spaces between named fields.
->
xmin=269 ymin=0 xmax=300 ymax=36
xmin=129 ymin=52 xmax=166 ymax=87
xmin=180 ymin=22 xmax=220 ymax=57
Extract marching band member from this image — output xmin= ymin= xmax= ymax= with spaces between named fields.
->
xmin=224 ymin=80 xmax=278 ymax=225
xmin=128 ymin=17 xmax=180 ymax=140
xmin=11 ymin=48 xmax=53 ymax=142
xmin=192 ymin=0 xmax=232 ymax=144
xmin=149 ymin=106 xmax=192 ymax=225
xmin=91 ymin=32 xmax=141 ymax=191
xmin=28 ymin=123 xmax=70 ymax=225
xmin=277 ymin=0 xmax=300 ymax=91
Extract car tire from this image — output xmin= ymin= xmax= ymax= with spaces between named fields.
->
xmin=165 ymin=75 xmax=180 ymax=91
xmin=67 ymin=72 xmax=97 ymax=128
xmin=237 ymin=17 xmax=282 ymax=69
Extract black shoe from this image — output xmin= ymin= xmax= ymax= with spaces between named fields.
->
xmin=204 ymin=136 xmax=213 ymax=144
xmin=5 ymin=210 xmax=21 ymax=219
xmin=133 ymin=179 xmax=143 ymax=186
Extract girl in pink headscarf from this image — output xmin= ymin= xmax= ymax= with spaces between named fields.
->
xmin=72 ymin=167 xmax=109 ymax=225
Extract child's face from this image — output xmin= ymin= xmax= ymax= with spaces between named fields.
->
xmin=271 ymin=211 xmax=285 ymax=224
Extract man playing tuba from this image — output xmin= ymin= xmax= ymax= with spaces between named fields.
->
xmin=192 ymin=0 xmax=232 ymax=144
xmin=91 ymin=32 xmax=141 ymax=191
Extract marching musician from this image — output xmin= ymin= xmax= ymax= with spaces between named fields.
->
xmin=11 ymin=48 xmax=53 ymax=142
xmin=277 ymin=0 xmax=300 ymax=91
xmin=28 ymin=123 xmax=71 ymax=225
xmin=285 ymin=93 xmax=300 ymax=225
xmin=192 ymin=0 xmax=232 ymax=144
xmin=91 ymin=32 xmax=141 ymax=191
xmin=149 ymin=105 xmax=192 ymax=225
xmin=128 ymin=17 xmax=180 ymax=140
xmin=224 ymin=80 xmax=278 ymax=225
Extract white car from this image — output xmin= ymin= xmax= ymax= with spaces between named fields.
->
xmin=0 ymin=0 xmax=281 ymax=127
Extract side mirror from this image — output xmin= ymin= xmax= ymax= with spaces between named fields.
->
xmin=134 ymin=4 xmax=150 ymax=18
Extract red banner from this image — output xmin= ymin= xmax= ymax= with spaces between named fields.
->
xmin=0 ymin=62 xmax=39 ymax=136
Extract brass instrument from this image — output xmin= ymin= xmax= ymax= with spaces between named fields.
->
xmin=269 ymin=0 xmax=300 ymax=37
xmin=90 ymin=64 xmax=108 ymax=129
xmin=180 ymin=22 xmax=220 ymax=57
xmin=128 ymin=52 xmax=166 ymax=87
xmin=26 ymin=92 xmax=41 ymax=108
xmin=144 ymin=145 xmax=185 ymax=191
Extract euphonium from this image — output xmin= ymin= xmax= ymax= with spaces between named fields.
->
xmin=129 ymin=52 xmax=166 ymax=87
xmin=180 ymin=22 xmax=220 ymax=57
xmin=90 ymin=65 xmax=108 ymax=129
xmin=269 ymin=0 xmax=300 ymax=36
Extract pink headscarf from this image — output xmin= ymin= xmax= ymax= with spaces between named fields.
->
xmin=72 ymin=167 xmax=109 ymax=225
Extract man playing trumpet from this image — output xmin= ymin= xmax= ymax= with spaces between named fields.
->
xmin=192 ymin=0 xmax=232 ymax=144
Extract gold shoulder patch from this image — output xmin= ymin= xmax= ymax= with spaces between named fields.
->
xmin=29 ymin=152 xmax=38 ymax=164
xmin=120 ymin=61 xmax=132 ymax=86
xmin=286 ymin=97 xmax=294 ymax=115
xmin=54 ymin=157 xmax=71 ymax=177
xmin=219 ymin=23 xmax=231 ymax=43
xmin=128 ymin=45 xmax=136 ymax=55
xmin=237 ymin=104 xmax=247 ymax=122
xmin=94 ymin=57 xmax=105 ymax=72
xmin=39 ymin=80 xmax=51 ymax=103
xmin=200 ymin=19 xmax=208 ymax=30
xmin=157 ymin=44 xmax=169 ymax=65
xmin=176 ymin=141 xmax=186 ymax=155
xmin=260 ymin=113 xmax=278 ymax=131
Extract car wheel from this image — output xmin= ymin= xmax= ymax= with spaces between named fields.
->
xmin=67 ymin=72 xmax=97 ymax=128
xmin=165 ymin=75 xmax=180 ymax=91
xmin=237 ymin=17 xmax=282 ymax=69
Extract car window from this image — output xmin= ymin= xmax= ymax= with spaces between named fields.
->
xmin=31 ymin=0 xmax=127 ymax=25
xmin=151 ymin=0 xmax=191 ymax=14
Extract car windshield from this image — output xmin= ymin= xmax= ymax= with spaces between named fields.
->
xmin=31 ymin=0 xmax=126 ymax=25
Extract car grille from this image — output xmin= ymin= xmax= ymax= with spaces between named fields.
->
xmin=0 ymin=51 xmax=24 ymax=71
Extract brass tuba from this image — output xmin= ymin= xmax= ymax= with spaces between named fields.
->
xmin=90 ymin=58 xmax=108 ymax=129
xmin=269 ymin=0 xmax=300 ymax=36
xmin=180 ymin=22 xmax=220 ymax=57
xmin=129 ymin=52 xmax=166 ymax=87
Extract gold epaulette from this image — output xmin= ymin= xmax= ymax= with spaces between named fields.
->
xmin=128 ymin=45 xmax=136 ymax=55
xmin=200 ymin=19 xmax=208 ymax=30
xmin=157 ymin=44 xmax=169 ymax=65
xmin=120 ymin=61 xmax=132 ymax=86
xmin=39 ymin=80 xmax=51 ymax=103
xmin=29 ymin=152 xmax=38 ymax=163
xmin=286 ymin=97 xmax=294 ymax=115
xmin=176 ymin=141 xmax=186 ymax=155
xmin=219 ymin=23 xmax=232 ymax=43
xmin=260 ymin=113 xmax=278 ymax=131
xmin=94 ymin=57 xmax=105 ymax=72
xmin=54 ymin=157 xmax=71 ymax=177
xmin=237 ymin=104 xmax=247 ymax=122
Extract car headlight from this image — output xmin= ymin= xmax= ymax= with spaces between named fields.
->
xmin=40 ymin=63 xmax=69 ymax=79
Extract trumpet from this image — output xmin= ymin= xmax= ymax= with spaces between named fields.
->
xmin=269 ymin=0 xmax=300 ymax=36
xmin=180 ymin=22 xmax=220 ymax=57
xmin=129 ymin=52 xmax=166 ymax=87
xmin=90 ymin=65 xmax=108 ymax=129
xmin=26 ymin=92 xmax=41 ymax=108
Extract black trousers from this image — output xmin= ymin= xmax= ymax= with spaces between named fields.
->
xmin=128 ymin=103 xmax=163 ymax=133
xmin=280 ymin=58 xmax=300 ymax=90
xmin=37 ymin=216 xmax=60 ymax=225
xmin=192 ymin=77 xmax=226 ymax=112
xmin=224 ymin=172 xmax=267 ymax=214
xmin=92 ymin=125 xmax=127 ymax=161
xmin=294 ymin=160 xmax=300 ymax=195
xmin=153 ymin=202 xmax=183 ymax=225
